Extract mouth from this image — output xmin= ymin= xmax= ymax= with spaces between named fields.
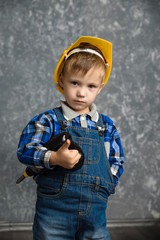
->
xmin=74 ymin=100 xmax=85 ymax=104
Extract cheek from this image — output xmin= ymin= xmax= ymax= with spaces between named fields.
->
xmin=88 ymin=89 xmax=100 ymax=98
xmin=64 ymin=86 xmax=74 ymax=98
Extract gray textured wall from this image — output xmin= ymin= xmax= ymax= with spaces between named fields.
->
xmin=0 ymin=0 xmax=160 ymax=224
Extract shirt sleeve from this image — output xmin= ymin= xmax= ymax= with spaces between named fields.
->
xmin=17 ymin=112 xmax=55 ymax=169
xmin=103 ymin=115 xmax=125 ymax=187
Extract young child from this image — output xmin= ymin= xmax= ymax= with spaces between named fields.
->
xmin=17 ymin=36 xmax=125 ymax=240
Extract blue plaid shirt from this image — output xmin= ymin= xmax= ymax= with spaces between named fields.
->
xmin=17 ymin=103 xmax=125 ymax=186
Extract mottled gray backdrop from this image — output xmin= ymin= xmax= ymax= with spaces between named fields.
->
xmin=0 ymin=0 xmax=160 ymax=225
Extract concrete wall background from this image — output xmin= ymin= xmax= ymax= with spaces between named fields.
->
xmin=0 ymin=0 xmax=160 ymax=224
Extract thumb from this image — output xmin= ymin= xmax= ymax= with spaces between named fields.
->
xmin=60 ymin=139 xmax=71 ymax=150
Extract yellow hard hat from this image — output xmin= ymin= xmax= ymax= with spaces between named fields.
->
xmin=54 ymin=36 xmax=112 ymax=94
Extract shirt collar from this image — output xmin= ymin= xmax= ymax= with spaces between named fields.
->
xmin=60 ymin=101 xmax=99 ymax=122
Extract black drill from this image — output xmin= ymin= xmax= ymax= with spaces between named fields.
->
xmin=16 ymin=132 xmax=84 ymax=184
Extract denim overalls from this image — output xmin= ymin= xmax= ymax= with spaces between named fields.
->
xmin=33 ymin=107 xmax=115 ymax=240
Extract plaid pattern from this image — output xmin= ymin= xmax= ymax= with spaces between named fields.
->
xmin=17 ymin=108 xmax=125 ymax=184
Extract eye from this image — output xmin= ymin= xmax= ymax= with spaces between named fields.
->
xmin=88 ymin=84 xmax=96 ymax=89
xmin=71 ymin=81 xmax=78 ymax=86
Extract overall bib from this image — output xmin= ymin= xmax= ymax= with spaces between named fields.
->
xmin=33 ymin=107 xmax=115 ymax=240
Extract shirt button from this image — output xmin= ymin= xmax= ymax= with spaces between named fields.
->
xmin=81 ymin=115 xmax=85 ymax=120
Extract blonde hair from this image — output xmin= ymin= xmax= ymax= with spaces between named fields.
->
xmin=61 ymin=43 xmax=106 ymax=79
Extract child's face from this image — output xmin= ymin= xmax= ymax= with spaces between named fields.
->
xmin=59 ymin=66 xmax=105 ymax=114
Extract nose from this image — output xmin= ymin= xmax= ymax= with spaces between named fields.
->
xmin=77 ymin=87 xmax=86 ymax=97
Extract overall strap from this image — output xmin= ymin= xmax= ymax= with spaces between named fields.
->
xmin=54 ymin=107 xmax=65 ymax=122
xmin=54 ymin=107 xmax=72 ymax=131
xmin=95 ymin=113 xmax=106 ymax=136
xmin=97 ymin=113 xmax=104 ymax=127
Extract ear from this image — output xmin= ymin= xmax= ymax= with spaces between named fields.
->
xmin=58 ymin=73 xmax=64 ymax=89
xmin=97 ymin=83 xmax=104 ymax=95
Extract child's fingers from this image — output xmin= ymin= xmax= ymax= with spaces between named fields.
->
xmin=60 ymin=139 xmax=71 ymax=150
xmin=56 ymin=139 xmax=81 ymax=169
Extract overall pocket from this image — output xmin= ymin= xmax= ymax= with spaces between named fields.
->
xmin=95 ymin=186 xmax=110 ymax=202
xmin=37 ymin=174 xmax=67 ymax=199
xmin=72 ymin=136 xmax=100 ymax=164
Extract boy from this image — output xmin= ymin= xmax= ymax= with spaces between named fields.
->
xmin=17 ymin=36 xmax=125 ymax=240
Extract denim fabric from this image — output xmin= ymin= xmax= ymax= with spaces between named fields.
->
xmin=33 ymin=107 xmax=114 ymax=239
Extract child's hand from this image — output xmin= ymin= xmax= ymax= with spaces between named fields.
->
xmin=49 ymin=139 xmax=81 ymax=169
